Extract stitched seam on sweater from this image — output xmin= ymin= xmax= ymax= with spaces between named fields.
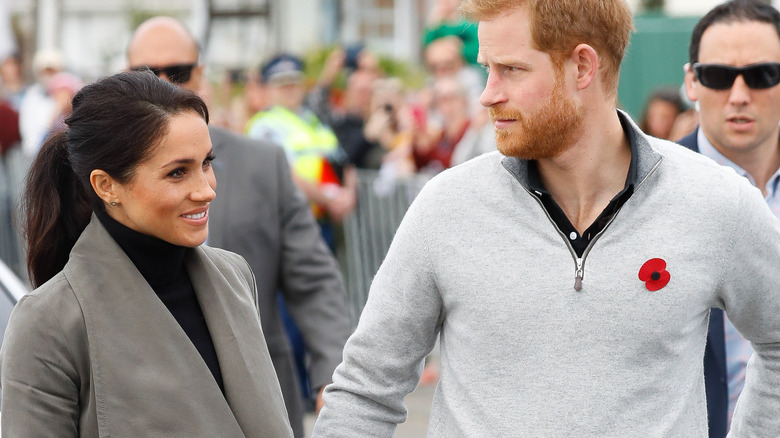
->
xmin=716 ymin=182 xmax=742 ymax=304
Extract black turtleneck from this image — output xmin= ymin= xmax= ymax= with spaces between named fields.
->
xmin=96 ymin=209 xmax=225 ymax=394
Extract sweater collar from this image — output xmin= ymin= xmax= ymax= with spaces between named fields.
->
xmin=502 ymin=109 xmax=662 ymax=191
xmin=95 ymin=208 xmax=187 ymax=288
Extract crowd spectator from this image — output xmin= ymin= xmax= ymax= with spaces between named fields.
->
xmin=0 ymin=53 xmax=26 ymax=110
xmin=308 ymin=49 xmax=384 ymax=170
xmin=46 ymin=71 xmax=83 ymax=134
xmin=638 ymin=87 xmax=686 ymax=140
xmin=0 ymin=98 xmax=19 ymax=157
xmin=677 ymin=1 xmax=780 ymax=436
xmin=363 ymin=77 xmax=418 ymax=180
xmin=413 ymin=76 xmax=474 ymax=174
xmin=423 ymin=36 xmax=485 ymax=112
xmin=18 ymin=48 xmax=64 ymax=158
xmin=422 ymin=0 xmax=479 ymax=66
xmin=246 ymin=53 xmax=358 ymax=236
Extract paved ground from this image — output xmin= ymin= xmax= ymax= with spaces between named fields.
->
xmin=303 ymin=383 xmax=436 ymax=437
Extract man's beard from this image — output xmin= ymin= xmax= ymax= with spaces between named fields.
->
xmin=490 ymin=79 xmax=585 ymax=160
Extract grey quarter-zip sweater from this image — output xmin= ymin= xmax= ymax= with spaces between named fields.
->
xmin=312 ymin=112 xmax=780 ymax=437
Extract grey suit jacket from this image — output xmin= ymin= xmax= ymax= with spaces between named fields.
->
xmin=207 ymin=126 xmax=350 ymax=435
xmin=0 ymin=216 xmax=293 ymax=437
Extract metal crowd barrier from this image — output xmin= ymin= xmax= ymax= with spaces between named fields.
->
xmin=0 ymin=146 xmax=31 ymax=281
xmin=339 ymin=168 xmax=431 ymax=328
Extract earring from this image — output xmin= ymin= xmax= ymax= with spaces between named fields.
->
xmin=110 ymin=201 xmax=117 ymax=206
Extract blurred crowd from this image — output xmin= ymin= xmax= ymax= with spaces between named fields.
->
xmin=0 ymin=0 xmax=707 ymax=292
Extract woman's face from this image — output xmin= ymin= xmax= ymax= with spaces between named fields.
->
xmin=110 ymin=112 xmax=216 ymax=247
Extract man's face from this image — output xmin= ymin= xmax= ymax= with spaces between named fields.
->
xmin=127 ymin=22 xmax=203 ymax=93
xmin=266 ymin=80 xmax=306 ymax=112
xmin=685 ymin=21 xmax=780 ymax=157
xmin=478 ymin=6 xmax=584 ymax=159
xmin=425 ymin=42 xmax=462 ymax=78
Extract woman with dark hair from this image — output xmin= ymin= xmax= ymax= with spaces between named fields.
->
xmin=0 ymin=71 xmax=293 ymax=437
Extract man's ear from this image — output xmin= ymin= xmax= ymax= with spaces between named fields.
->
xmin=683 ymin=63 xmax=700 ymax=103
xmin=571 ymin=44 xmax=598 ymax=91
xmin=189 ymin=64 xmax=205 ymax=92
xmin=90 ymin=169 xmax=119 ymax=206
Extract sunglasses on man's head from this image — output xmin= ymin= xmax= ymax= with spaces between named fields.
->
xmin=130 ymin=63 xmax=197 ymax=84
xmin=692 ymin=62 xmax=780 ymax=90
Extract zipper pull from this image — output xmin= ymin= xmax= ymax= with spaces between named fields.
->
xmin=574 ymin=258 xmax=583 ymax=292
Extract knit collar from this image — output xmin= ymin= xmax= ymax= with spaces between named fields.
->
xmin=502 ymin=109 xmax=662 ymax=191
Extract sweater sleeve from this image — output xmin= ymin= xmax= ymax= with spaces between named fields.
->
xmin=311 ymin=188 xmax=443 ymax=437
xmin=717 ymin=181 xmax=780 ymax=436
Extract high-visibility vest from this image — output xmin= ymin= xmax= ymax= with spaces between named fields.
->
xmin=247 ymin=105 xmax=341 ymax=218
xmin=247 ymin=105 xmax=339 ymax=185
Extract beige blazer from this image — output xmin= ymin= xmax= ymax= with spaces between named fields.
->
xmin=0 ymin=215 xmax=293 ymax=437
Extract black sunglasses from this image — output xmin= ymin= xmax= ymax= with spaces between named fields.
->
xmin=130 ymin=63 xmax=197 ymax=84
xmin=693 ymin=62 xmax=780 ymax=90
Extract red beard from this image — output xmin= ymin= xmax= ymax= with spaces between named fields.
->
xmin=490 ymin=80 xmax=585 ymax=160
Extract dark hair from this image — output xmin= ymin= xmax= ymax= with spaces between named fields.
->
xmin=690 ymin=0 xmax=780 ymax=64
xmin=22 ymin=70 xmax=208 ymax=287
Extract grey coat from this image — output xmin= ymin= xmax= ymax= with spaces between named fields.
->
xmin=0 ymin=216 xmax=293 ymax=437
xmin=207 ymin=126 xmax=350 ymax=435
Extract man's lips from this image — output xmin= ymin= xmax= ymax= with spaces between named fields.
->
xmin=726 ymin=114 xmax=755 ymax=131
xmin=493 ymin=119 xmax=517 ymax=129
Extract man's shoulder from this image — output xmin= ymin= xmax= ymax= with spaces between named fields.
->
xmin=419 ymin=151 xmax=509 ymax=199
xmin=674 ymin=129 xmax=698 ymax=151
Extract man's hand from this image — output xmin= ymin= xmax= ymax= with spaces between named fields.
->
xmin=316 ymin=386 xmax=326 ymax=415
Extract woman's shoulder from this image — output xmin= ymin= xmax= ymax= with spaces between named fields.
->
xmin=2 ymin=271 xmax=87 ymax=368
xmin=10 ymin=272 xmax=85 ymax=334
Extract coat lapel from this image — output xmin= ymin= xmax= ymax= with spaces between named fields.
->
xmin=188 ymin=247 xmax=293 ymax=438
xmin=64 ymin=216 xmax=246 ymax=437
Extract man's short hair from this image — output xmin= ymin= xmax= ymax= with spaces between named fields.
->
xmin=459 ymin=0 xmax=633 ymax=96
xmin=689 ymin=0 xmax=780 ymax=65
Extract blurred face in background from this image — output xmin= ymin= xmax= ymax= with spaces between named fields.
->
xmin=645 ymin=98 xmax=681 ymax=140
xmin=433 ymin=77 xmax=469 ymax=123
xmin=0 ymin=56 xmax=23 ymax=89
xmin=127 ymin=17 xmax=204 ymax=93
xmin=425 ymin=37 xmax=464 ymax=78
xmin=265 ymin=78 xmax=306 ymax=112
xmin=345 ymin=69 xmax=378 ymax=118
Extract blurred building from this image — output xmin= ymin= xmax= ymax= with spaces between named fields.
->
xmin=5 ymin=0 xmax=780 ymax=80
xmin=6 ymin=0 xmax=431 ymax=80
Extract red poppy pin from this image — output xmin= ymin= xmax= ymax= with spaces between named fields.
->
xmin=638 ymin=258 xmax=670 ymax=291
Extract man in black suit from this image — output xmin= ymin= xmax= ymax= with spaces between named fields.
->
xmin=678 ymin=1 xmax=780 ymax=437
xmin=127 ymin=17 xmax=351 ymax=437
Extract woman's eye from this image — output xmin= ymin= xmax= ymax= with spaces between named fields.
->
xmin=168 ymin=168 xmax=186 ymax=178
xmin=203 ymin=154 xmax=215 ymax=168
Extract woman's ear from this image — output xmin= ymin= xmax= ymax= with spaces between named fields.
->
xmin=90 ymin=169 xmax=118 ymax=206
